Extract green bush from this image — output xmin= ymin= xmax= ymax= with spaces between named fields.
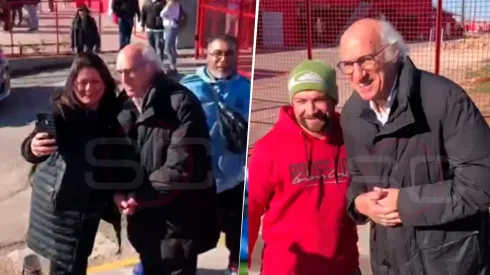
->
xmin=239 ymin=262 xmax=248 ymax=275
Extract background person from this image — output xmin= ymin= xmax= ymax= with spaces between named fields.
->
xmin=160 ymin=0 xmax=187 ymax=75
xmin=24 ymin=0 xmax=39 ymax=31
xmin=111 ymin=0 xmax=140 ymax=49
xmin=71 ymin=5 xmax=101 ymax=54
xmin=141 ymin=0 xmax=165 ymax=61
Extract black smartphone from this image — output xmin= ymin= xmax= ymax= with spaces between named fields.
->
xmin=36 ymin=113 xmax=57 ymax=137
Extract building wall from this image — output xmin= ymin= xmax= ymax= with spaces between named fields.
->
xmin=177 ymin=1 xmax=198 ymax=49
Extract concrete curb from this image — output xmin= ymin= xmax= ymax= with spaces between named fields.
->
xmin=9 ymin=55 xmax=75 ymax=78
xmin=8 ymin=48 xmax=197 ymax=78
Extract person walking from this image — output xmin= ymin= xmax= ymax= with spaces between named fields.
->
xmin=71 ymin=5 xmax=101 ymax=54
xmin=141 ymin=0 xmax=165 ymax=61
xmin=339 ymin=18 xmax=490 ymax=275
xmin=181 ymin=34 xmax=250 ymax=275
xmin=111 ymin=0 xmax=140 ymax=49
xmin=24 ymin=0 xmax=39 ymax=31
xmin=160 ymin=0 xmax=187 ymax=75
xmin=248 ymin=60 xmax=361 ymax=275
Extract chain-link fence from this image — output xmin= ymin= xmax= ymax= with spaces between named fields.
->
xmin=250 ymin=0 xmax=490 ymax=150
xmin=195 ymin=0 xmax=256 ymax=77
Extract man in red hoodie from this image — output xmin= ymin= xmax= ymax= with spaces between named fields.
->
xmin=248 ymin=60 xmax=361 ymax=275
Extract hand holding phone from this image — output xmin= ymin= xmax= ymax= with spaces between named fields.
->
xmin=31 ymin=113 xmax=58 ymax=157
xmin=36 ymin=113 xmax=57 ymax=138
xmin=31 ymin=132 xmax=57 ymax=157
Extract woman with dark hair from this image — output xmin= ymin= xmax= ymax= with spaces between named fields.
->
xmin=21 ymin=52 xmax=129 ymax=275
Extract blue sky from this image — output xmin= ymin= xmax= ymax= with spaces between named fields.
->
xmin=435 ymin=0 xmax=490 ymax=21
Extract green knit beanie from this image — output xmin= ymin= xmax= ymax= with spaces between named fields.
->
xmin=287 ymin=60 xmax=338 ymax=105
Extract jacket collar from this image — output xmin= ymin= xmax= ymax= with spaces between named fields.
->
xmin=357 ymin=56 xmax=418 ymax=137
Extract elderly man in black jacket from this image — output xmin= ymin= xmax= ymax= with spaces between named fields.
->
xmin=339 ymin=18 xmax=490 ymax=275
xmin=114 ymin=43 xmax=220 ymax=275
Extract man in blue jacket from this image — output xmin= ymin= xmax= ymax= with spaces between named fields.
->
xmin=181 ymin=34 xmax=250 ymax=275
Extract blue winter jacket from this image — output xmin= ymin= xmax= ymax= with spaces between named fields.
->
xmin=180 ymin=67 xmax=250 ymax=193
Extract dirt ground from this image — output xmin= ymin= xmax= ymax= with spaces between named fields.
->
xmin=0 ymin=258 xmax=15 ymax=275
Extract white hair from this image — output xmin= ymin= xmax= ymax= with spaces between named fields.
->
xmin=116 ymin=43 xmax=165 ymax=71
xmin=379 ymin=20 xmax=409 ymax=60
xmin=141 ymin=44 xmax=165 ymax=71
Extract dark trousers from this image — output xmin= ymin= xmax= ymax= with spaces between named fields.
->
xmin=140 ymin=254 xmax=198 ymax=275
xmin=76 ymin=45 xmax=93 ymax=54
xmin=118 ymin=17 xmax=133 ymax=49
xmin=218 ymin=182 xmax=245 ymax=267
xmin=146 ymin=31 xmax=165 ymax=61
xmin=127 ymin=207 xmax=199 ymax=275
xmin=48 ymin=216 xmax=100 ymax=275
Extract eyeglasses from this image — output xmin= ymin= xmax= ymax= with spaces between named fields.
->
xmin=116 ymin=61 xmax=147 ymax=77
xmin=208 ymin=49 xmax=236 ymax=58
xmin=336 ymin=44 xmax=390 ymax=75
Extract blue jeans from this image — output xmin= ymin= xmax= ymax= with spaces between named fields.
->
xmin=146 ymin=31 xmax=165 ymax=61
xmin=164 ymin=26 xmax=179 ymax=68
xmin=118 ymin=17 xmax=133 ymax=50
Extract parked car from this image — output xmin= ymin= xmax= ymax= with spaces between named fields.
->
xmin=0 ymin=47 xmax=11 ymax=102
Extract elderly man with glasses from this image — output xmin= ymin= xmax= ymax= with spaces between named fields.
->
xmin=339 ymin=18 xmax=490 ymax=275
xmin=114 ymin=43 xmax=220 ymax=275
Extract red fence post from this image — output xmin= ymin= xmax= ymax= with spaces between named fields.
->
xmin=236 ymin=0 xmax=245 ymax=61
xmin=55 ymin=2 xmax=60 ymax=55
xmin=8 ymin=2 xmax=14 ymax=55
xmin=98 ymin=0 xmax=102 ymax=34
xmin=197 ymin=0 xmax=206 ymax=58
xmin=306 ymin=0 xmax=312 ymax=59
xmin=434 ymin=0 xmax=443 ymax=75
xmin=195 ymin=0 xmax=202 ymax=59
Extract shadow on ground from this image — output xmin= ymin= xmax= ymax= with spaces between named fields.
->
xmin=0 ymin=86 xmax=58 ymax=128
xmin=197 ymin=269 xmax=228 ymax=275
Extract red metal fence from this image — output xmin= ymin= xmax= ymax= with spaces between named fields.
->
xmin=195 ymin=0 xmax=256 ymax=77
xmin=250 ymin=0 xmax=490 ymax=149
xmin=0 ymin=0 xmax=123 ymax=57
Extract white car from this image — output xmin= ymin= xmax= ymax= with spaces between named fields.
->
xmin=0 ymin=48 xmax=11 ymax=102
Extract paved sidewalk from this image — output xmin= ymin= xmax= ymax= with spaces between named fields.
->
xmin=89 ymin=243 xmax=230 ymax=275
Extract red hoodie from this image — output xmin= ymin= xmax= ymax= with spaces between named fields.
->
xmin=248 ymin=106 xmax=359 ymax=275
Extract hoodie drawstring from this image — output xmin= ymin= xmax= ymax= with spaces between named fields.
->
xmin=301 ymin=132 xmax=312 ymax=178
xmin=301 ymin=131 xmax=341 ymax=184
xmin=334 ymin=144 xmax=340 ymax=185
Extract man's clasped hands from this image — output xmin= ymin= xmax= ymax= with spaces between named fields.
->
xmin=355 ymin=187 xmax=402 ymax=227
xmin=113 ymin=193 xmax=139 ymax=216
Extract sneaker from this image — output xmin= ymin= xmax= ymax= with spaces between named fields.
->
xmin=224 ymin=268 xmax=238 ymax=275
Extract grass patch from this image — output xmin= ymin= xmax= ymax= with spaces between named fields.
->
xmin=239 ymin=262 xmax=248 ymax=275
xmin=466 ymin=64 xmax=490 ymax=94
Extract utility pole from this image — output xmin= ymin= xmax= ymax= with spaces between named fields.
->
xmin=461 ymin=0 xmax=465 ymax=26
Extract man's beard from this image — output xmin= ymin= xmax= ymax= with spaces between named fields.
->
xmin=298 ymin=112 xmax=331 ymax=133
xmin=209 ymin=63 xmax=236 ymax=79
